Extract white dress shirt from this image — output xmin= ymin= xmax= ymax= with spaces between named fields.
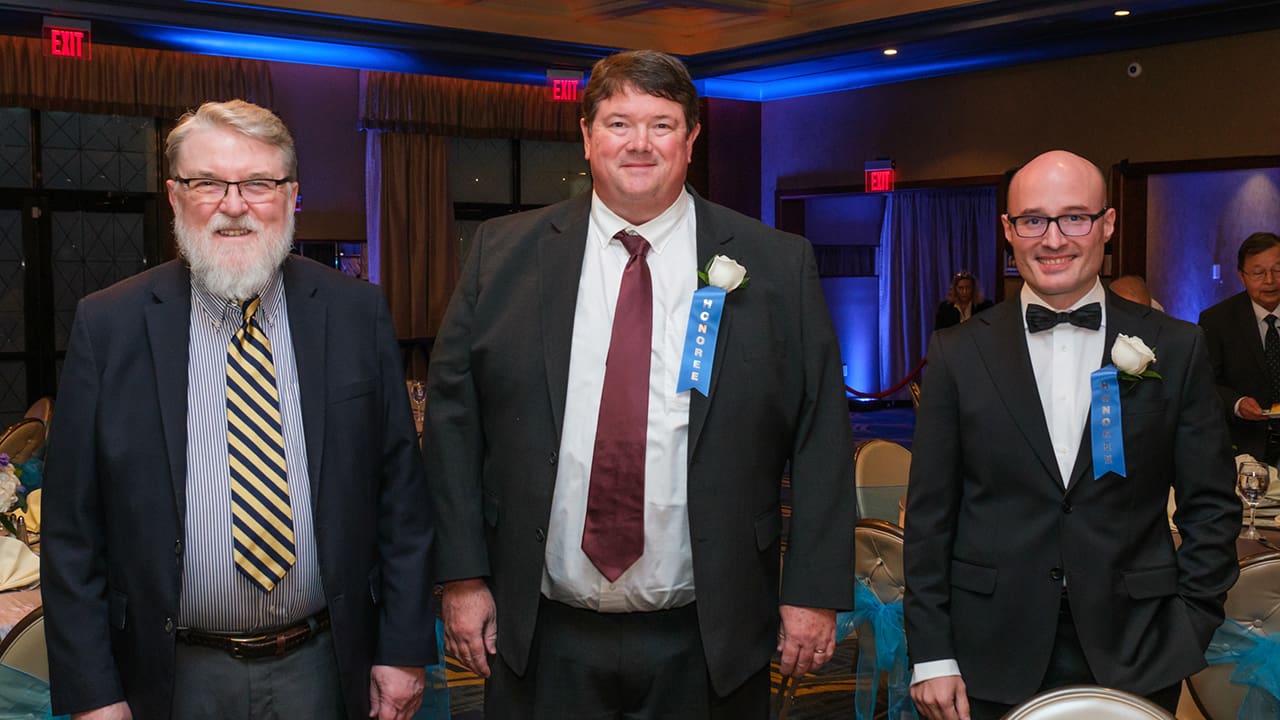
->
xmin=912 ymin=278 xmax=1107 ymax=685
xmin=541 ymin=190 xmax=699 ymax=612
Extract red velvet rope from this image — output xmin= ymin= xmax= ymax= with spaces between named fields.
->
xmin=845 ymin=358 xmax=927 ymax=399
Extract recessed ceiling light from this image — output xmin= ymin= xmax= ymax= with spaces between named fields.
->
xmin=883 ymin=48 xmax=898 ymax=56
xmin=1114 ymin=9 xmax=1131 ymax=16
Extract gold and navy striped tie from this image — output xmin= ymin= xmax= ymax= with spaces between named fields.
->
xmin=226 ymin=296 xmax=295 ymax=592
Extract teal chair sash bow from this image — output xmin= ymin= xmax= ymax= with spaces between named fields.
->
xmin=835 ymin=578 xmax=918 ymax=720
xmin=1204 ymin=618 xmax=1280 ymax=719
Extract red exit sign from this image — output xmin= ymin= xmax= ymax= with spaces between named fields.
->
xmin=547 ymin=69 xmax=584 ymax=103
xmin=43 ymin=18 xmax=92 ymax=60
xmin=864 ymin=159 xmax=895 ymax=192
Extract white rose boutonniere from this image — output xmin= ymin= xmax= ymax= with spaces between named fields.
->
xmin=700 ymin=255 xmax=748 ymax=292
xmin=1111 ymin=334 xmax=1161 ymax=381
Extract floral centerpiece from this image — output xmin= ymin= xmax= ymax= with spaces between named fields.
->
xmin=0 ymin=453 xmax=41 ymax=537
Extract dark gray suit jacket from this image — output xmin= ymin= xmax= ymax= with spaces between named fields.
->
xmin=42 ymin=256 xmax=435 ymax=719
xmin=424 ymin=190 xmax=857 ymax=695
xmin=1199 ymin=290 xmax=1271 ymax=459
xmin=905 ymin=292 xmax=1239 ymax=703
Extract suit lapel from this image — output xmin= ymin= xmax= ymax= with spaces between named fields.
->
xmin=540 ymin=194 xmax=591 ymax=440
xmin=144 ymin=262 xmax=193 ymax=521
xmin=688 ymin=193 xmax=734 ymax=459
xmin=284 ymin=258 xmax=327 ymax=502
xmin=974 ymin=298 xmax=1063 ymax=486
xmin=1233 ymin=293 xmax=1268 ymax=380
xmin=1065 ymin=293 xmax=1157 ymax=492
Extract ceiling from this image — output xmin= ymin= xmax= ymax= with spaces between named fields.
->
xmin=2 ymin=0 xmax=1279 ymax=100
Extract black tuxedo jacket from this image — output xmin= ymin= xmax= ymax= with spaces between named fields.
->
xmin=904 ymin=292 xmax=1240 ymax=703
xmin=42 ymin=257 xmax=435 ymax=719
xmin=424 ymin=190 xmax=857 ymax=695
xmin=1199 ymin=291 xmax=1271 ymax=459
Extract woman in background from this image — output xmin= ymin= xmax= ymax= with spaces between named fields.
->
xmin=935 ymin=270 xmax=992 ymax=330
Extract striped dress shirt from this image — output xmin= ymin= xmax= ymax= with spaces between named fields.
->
xmin=177 ymin=271 xmax=325 ymax=632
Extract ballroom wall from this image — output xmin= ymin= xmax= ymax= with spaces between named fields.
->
xmin=1148 ymin=168 xmax=1280 ymax=323
xmin=760 ymin=28 xmax=1280 ymax=226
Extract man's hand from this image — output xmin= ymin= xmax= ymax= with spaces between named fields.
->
xmin=912 ymin=675 xmax=970 ymax=720
xmin=1239 ymin=396 xmax=1267 ymax=421
xmin=369 ymin=665 xmax=425 ymax=720
xmin=442 ymin=578 xmax=498 ymax=678
xmin=776 ymin=605 xmax=836 ymax=678
xmin=72 ymin=702 xmax=133 ymax=720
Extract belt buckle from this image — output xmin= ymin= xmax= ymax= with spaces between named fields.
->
xmin=227 ymin=632 xmax=272 ymax=660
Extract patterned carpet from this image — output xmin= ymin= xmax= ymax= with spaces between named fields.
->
xmin=435 ymin=406 xmax=916 ymax=719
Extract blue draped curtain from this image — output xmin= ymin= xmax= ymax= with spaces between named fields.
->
xmin=878 ymin=187 xmax=997 ymax=396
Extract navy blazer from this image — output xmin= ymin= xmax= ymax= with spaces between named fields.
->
xmin=42 ymin=256 xmax=435 ymax=719
xmin=424 ymin=190 xmax=858 ymax=695
xmin=1199 ymin=291 xmax=1272 ymax=459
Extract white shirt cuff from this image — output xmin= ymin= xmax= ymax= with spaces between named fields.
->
xmin=911 ymin=659 xmax=962 ymax=685
xmin=1234 ymin=397 xmax=1246 ymax=418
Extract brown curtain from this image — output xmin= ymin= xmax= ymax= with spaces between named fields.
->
xmin=361 ymin=70 xmax=580 ymax=345
xmin=360 ymin=71 xmax=579 ymax=141
xmin=375 ymin=133 xmax=457 ymax=367
xmin=0 ymin=35 xmax=274 ymax=116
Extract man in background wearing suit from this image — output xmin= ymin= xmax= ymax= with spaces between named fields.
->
xmin=905 ymin=150 xmax=1239 ymax=720
xmin=43 ymin=100 xmax=434 ymax=720
xmin=424 ymin=49 xmax=857 ymax=718
xmin=1199 ymin=231 xmax=1280 ymax=464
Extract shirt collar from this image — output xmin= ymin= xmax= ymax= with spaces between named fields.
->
xmin=1020 ymin=277 xmax=1106 ymax=331
xmin=589 ymin=189 xmax=691 ymax=256
xmin=1251 ymin=299 xmax=1280 ymax=324
xmin=191 ymin=266 xmax=286 ymax=329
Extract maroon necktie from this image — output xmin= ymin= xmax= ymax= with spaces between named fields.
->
xmin=582 ymin=230 xmax=652 ymax=582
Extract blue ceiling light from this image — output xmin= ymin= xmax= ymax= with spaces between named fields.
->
xmin=131 ymin=24 xmax=549 ymax=84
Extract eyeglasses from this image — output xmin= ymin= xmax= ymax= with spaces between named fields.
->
xmin=175 ymin=177 xmax=292 ymax=203
xmin=1242 ymin=266 xmax=1280 ymax=281
xmin=1007 ymin=209 xmax=1109 ymax=238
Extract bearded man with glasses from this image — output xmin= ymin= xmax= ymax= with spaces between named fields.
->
xmin=42 ymin=100 xmax=435 ymax=720
xmin=905 ymin=150 xmax=1239 ymax=720
xmin=1199 ymin=231 xmax=1280 ymax=464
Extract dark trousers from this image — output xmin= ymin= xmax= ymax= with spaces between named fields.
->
xmin=966 ymin=593 xmax=1182 ymax=720
xmin=171 ymin=627 xmax=346 ymax=719
xmin=485 ymin=598 xmax=769 ymax=720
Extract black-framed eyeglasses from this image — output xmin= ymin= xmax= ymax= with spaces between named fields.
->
xmin=174 ymin=177 xmax=292 ymax=203
xmin=1007 ymin=208 xmax=1109 ymax=238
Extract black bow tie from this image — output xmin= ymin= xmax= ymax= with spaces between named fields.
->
xmin=1026 ymin=302 xmax=1102 ymax=333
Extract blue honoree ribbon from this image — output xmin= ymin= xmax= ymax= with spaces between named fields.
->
xmin=676 ymin=286 xmax=726 ymax=396
xmin=1204 ymin=618 xmax=1280 ymax=719
xmin=835 ymin=579 xmax=918 ymax=720
xmin=1089 ymin=365 xmax=1127 ymax=480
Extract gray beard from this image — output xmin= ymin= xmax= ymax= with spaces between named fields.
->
xmin=175 ymin=209 xmax=295 ymax=301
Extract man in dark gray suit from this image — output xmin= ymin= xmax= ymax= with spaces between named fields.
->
xmin=425 ymin=50 xmax=856 ymax=718
xmin=1199 ymin=231 xmax=1280 ymax=464
xmin=905 ymin=150 xmax=1239 ymax=720
xmin=43 ymin=100 xmax=434 ymax=720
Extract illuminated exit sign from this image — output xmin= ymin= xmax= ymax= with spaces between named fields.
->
xmin=546 ymin=69 xmax=584 ymax=103
xmin=43 ymin=17 xmax=92 ymax=60
xmin=864 ymin=159 xmax=895 ymax=192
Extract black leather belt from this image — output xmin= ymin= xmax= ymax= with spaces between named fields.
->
xmin=176 ymin=609 xmax=329 ymax=660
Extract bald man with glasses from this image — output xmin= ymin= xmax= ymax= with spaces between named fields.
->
xmin=1199 ymin=231 xmax=1280 ymax=464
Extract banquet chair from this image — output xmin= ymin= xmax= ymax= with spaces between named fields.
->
xmin=854 ymin=439 xmax=912 ymax=525
xmin=0 ymin=418 xmax=45 ymax=465
xmin=23 ymin=397 xmax=53 ymax=439
xmin=1187 ymin=551 xmax=1280 ymax=720
xmin=1001 ymin=685 xmax=1174 ymax=719
xmin=0 ymin=605 xmax=47 ymax=682
xmin=776 ymin=519 xmax=909 ymax=719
